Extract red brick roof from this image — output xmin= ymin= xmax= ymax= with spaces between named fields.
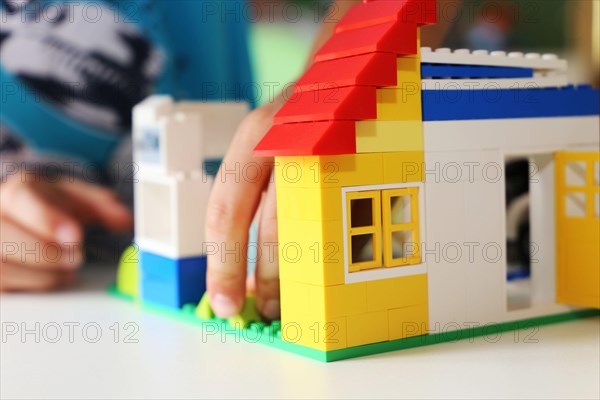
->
xmin=254 ymin=0 xmax=436 ymax=157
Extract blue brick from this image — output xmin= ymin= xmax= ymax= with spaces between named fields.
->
xmin=421 ymin=63 xmax=533 ymax=79
xmin=140 ymin=250 xmax=207 ymax=309
xmin=422 ymin=85 xmax=600 ymax=121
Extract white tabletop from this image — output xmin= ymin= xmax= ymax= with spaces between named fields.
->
xmin=1 ymin=264 xmax=599 ymax=400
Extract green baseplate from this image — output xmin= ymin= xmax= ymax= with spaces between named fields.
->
xmin=107 ymin=285 xmax=600 ymax=362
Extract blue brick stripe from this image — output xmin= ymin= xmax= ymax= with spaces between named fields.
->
xmin=420 ymin=63 xmax=533 ymax=79
xmin=422 ymin=85 xmax=600 ymax=121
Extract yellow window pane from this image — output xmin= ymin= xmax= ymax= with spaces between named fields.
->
xmin=346 ymin=190 xmax=381 ymax=231
xmin=565 ymin=161 xmax=586 ymax=187
xmin=351 ymin=234 xmax=375 ymax=264
xmin=382 ymin=187 xmax=421 ymax=267
xmin=594 ymin=162 xmax=599 ymax=187
xmin=595 ymin=193 xmax=599 ymax=218
xmin=350 ymin=197 xmax=373 ymax=227
xmin=391 ymin=230 xmax=415 ymax=259
xmin=346 ymin=190 xmax=382 ymax=272
xmin=390 ymin=195 xmax=411 ymax=224
xmin=566 ymin=192 xmax=586 ymax=217
xmin=382 ymin=188 xmax=414 ymax=222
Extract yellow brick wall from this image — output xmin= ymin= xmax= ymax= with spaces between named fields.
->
xmin=375 ymin=87 xmax=422 ymax=121
xmin=356 ymin=120 xmax=423 ymax=153
xmin=279 ymin=276 xmax=429 ymax=351
xmin=277 ymin=218 xmax=345 ymax=287
xmin=275 ymin=156 xmax=429 ymax=352
xmin=274 ymin=153 xmax=425 ymax=189
xmin=355 ymin=35 xmax=423 ymax=153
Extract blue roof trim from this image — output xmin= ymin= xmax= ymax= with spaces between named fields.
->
xmin=421 ymin=63 xmax=533 ymax=79
xmin=422 ymin=85 xmax=600 ymax=121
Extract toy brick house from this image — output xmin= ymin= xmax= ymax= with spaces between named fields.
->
xmin=254 ymin=0 xmax=600 ymax=355
xmin=119 ymin=0 xmax=599 ymax=361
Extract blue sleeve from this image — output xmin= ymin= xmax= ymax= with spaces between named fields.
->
xmin=0 ymin=0 xmax=255 ymax=166
xmin=152 ymin=0 xmax=256 ymax=106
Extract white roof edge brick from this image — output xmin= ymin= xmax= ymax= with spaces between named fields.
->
xmin=420 ymin=47 xmax=568 ymax=71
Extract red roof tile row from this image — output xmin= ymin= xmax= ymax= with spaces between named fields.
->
xmin=254 ymin=0 xmax=435 ymax=157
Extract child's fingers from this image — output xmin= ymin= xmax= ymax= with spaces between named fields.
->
xmin=0 ymin=218 xmax=82 ymax=270
xmin=254 ymin=181 xmax=280 ymax=320
xmin=205 ymin=108 xmax=275 ymax=318
xmin=56 ymin=179 xmax=132 ymax=232
xmin=0 ymin=178 xmax=83 ymax=246
xmin=0 ymin=261 xmax=75 ymax=292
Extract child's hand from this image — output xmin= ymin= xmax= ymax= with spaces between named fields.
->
xmin=0 ymin=173 xmax=132 ymax=291
xmin=205 ymin=100 xmax=282 ymax=320
xmin=204 ymin=0 xmax=362 ymax=320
